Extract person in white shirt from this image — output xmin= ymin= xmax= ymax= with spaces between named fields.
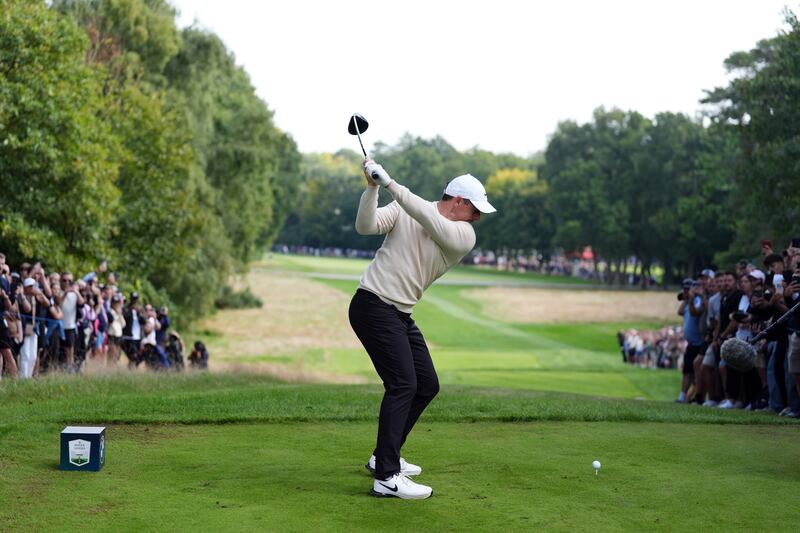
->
xmin=59 ymin=272 xmax=84 ymax=371
xmin=140 ymin=304 xmax=166 ymax=368
xmin=349 ymin=160 xmax=496 ymax=499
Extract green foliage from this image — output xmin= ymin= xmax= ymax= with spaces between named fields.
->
xmin=280 ymin=138 xmax=540 ymax=250
xmin=279 ymin=150 xmax=384 ymax=249
xmin=164 ymin=28 xmax=300 ymax=265
xmin=52 ymin=0 xmax=181 ymax=83
xmin=704 ymin=8 xmax=800 ymax=255
xmin=542 ymin=108 xmax=738 ymax=282
xmin=0 ymin=0 xmax=119 ymax=270
xmin=214 ymin=285 xmax=263 ymax=309
xmin=478 ymin=168 xmax=552 ymax=252
xmin=1 ymin=0 xmax=299 ymax=323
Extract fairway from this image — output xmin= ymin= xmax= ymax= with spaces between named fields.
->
xmin=195 ymin=255 xmax=679 ymax=400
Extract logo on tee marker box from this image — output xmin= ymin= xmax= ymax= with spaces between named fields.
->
xmin=69 ymin=439 xmax=91 ymax=466
xmin=60 ymin=426 xmax=105 ymax=471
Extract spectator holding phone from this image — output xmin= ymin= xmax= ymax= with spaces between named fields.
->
xmin=676 ymin=279 xmax=706 ymax=403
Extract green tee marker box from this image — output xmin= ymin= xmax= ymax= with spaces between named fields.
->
xmin=60 ymin=426 xmax=106 ymax=471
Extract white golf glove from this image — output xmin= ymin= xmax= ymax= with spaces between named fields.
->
xmin=364 ymin=161 xmax=392 ymax=187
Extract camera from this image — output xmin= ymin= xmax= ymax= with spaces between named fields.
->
xmin=753 ymin=289 xmax=764 ymax=298
xmin=676 ymin=292 xmax=685 ymax=301
xmin=733 ymin=311 xmax=750 ymax=321
xmin=792 ymin=273 xmax=800 ymax=285
xmin=764 ymin=289 xmax=773 ymax=299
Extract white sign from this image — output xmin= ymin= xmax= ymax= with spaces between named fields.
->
xmin=69 ymin=439 xmax=91 ymax=466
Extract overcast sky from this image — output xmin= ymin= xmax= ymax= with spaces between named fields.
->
xmin=169 ymin=0 xmax=792 ymax=157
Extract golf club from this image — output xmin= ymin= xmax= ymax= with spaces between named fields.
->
xmin=348 ymin=113 xmax=382 ymax=182
xmin=348 ymin=113 xmax=370 ymax=159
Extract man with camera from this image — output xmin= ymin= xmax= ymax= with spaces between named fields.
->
xmin=676 ymin=278 xmax=707 ymax=403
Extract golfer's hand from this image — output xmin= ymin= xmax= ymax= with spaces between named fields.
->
xmin=364 ymin=160 xmax=392 ymax=187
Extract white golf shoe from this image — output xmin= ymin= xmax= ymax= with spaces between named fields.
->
xmin=371 ymin=472 xmax=432 ymax=499
xmin=366 ymin=455 xmax=422 ymax=477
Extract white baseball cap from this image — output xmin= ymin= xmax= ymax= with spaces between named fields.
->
xmin=444 ymin=174 xmax=496 ymax=213
xmin=747 ymin=269 xmax=766 ymax=281
xmin=23 ymin=277 xmax=36 ymax=288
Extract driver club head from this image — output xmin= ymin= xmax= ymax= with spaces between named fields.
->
xmin=348 ymin=113 xmax=370 ymax=158
xmin=348 ymin=113 xmax=369 ymax=135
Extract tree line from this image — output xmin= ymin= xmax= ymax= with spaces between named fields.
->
xmin=0 ymin=0 xmax=299 ymax=320
xmin=281 ymin=10 xmax=800 ymax=284
xmin=2 ymin=0 xmax=798 ymax=324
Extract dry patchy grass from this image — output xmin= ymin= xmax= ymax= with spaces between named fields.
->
xmin=463 ymin=286 xmax=679 ymax=324
xmin=195 ymin=271 xmax=360 ymax=360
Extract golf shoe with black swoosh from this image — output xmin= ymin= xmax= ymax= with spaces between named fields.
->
xmin=366 ymin=455 xmax=422 ymax=477
xmin=371 ymin=472 xmax=432 ymax=499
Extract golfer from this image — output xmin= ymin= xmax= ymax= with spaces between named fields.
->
xmin=349 ymin=159 xmax=496 ymax=499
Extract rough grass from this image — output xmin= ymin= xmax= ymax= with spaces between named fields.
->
xmin=0 ymin=374 xmax=793 ymax=427
xmin=464 ymin=286 xmax=678 ymax=323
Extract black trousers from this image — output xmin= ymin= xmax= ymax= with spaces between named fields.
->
xmin=348 ymin=289 xmax=439 ymax=480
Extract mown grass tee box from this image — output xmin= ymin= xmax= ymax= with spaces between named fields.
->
xmin=60 ymin=426 xmax=106 ymax=471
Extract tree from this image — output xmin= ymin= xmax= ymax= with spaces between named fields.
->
xmin=0 ymin=0 xmax=119 ymax=271
xmin=52 ymin=0 xmax=181 ymax=85
xmin=478 ymin=168 xmax=552 ymax=254
xmin=704 ymin=8 xmax=800 ymax=254
xmin=164 ymin=28 xmax=300 ymax=265
xmin=278 ymin=150 xmax=383 ymax=249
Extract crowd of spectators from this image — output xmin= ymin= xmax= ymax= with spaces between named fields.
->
xmin=618 ymin=327 xmax=686 ymax=369
xmin=272 ymin=245 xmax=376 ymax=260
xmin=273 ymin=244 xmax=659 ymax=285
xmin=622 ymin=239 xmax=800 ymax=417
xmin=0 ymin=253 xmax=210 ymax=379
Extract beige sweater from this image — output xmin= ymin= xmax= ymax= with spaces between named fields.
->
xmin=355 ymin=182 xmax=476 ymax=313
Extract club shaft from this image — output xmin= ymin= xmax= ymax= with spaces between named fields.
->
xmin=750 ymin=297 xmax=800 ymax=344
xmin=357 ymin=132 xmax=368 ymax=158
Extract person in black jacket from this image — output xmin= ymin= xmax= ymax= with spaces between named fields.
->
xmin=121 ymin=292 xmax=143 ymax=368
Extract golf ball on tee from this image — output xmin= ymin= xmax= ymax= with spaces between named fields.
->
xmin=592 ymin=460 xmax=601 ymax=469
